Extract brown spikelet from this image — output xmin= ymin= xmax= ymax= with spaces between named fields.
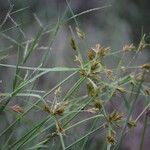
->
xmin=56 ymin=121 xmax=64 ymax=134
xmin=92 ymin=44 xmax=110 ymax=57
xmin=11 ymin=105 xmax=24 ymax=113
xmin=53 ymin=101 xmax=69 ymax=116
xmin=108 ymin=111 xmax=123 ymax=122
xmin=123 ymin=44 xmax=135 ymax=52
xmin=86 ymin=82 xmax=99 ymax=97
xmin=140 ymin=63 xmax=150 ymax=70
xmin=127 ymin=120 xmax=136 ymax=128
xmin=43 ymin=103 xmax=51 ymax=113
xmin=70 ymin=38 xmax=77 ymax=50
xmin=85 ymin=108 xmax=99 ymax=114
xmin=54 ymin=87 xmax=61 ymax=97
xmin=145 ymin=88 xmax=150 ymax=96
xmin=94 ymin=100 xmax=102 ymax=110
xmin=79 ymin=69 xmax=87 ymax=76
xmin=53 ymin=107 xmax=64 ymax=116
xmin=87 ymin=50 xmax=95 ymax=60
xmin=76 ymin=27 xmax=85 ymax=39
xmin=91 ymin=62 xmax=99 ymax=71
xmin=106 ymin=130 xmax=117 ymax=145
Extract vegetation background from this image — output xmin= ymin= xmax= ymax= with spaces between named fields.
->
xmin=0 ymin=0 xmax=150 ymax=150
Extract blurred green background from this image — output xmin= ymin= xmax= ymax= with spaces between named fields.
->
xmin=0 ymin=0 xmax=150 ymax=149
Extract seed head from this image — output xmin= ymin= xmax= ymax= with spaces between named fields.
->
xmin=94 ymin=100 xmax=102 ymax=110
xmin=127 ymin=120 xmax=136 ymax=128
xmin=52 ymin=101 xmax=68 ymax=116
xmin=79 ymin=69 xmax=87 ymax=76
xmin=54 ymin=87 xmax=61 ymax=97
xmin=138 ymin=34 xmax=148 ymax=51
xmin=11 ymin=105 xmax=24 ymax=113
xmin=70 ymin=38 xmax=77 ymax=50
xmin=140 ymin=63 xmax=150 ymax=71
xmin=108 ymin=110 xmax=123 ymax=122
xmin=86 ymin=82 xmax=99 ymax=97
xmin=76 ymin=27 xmax=85 ymax=39
xmin=91 ymin=62 xmax=100 ymax=72
xmin=56 ymin=121 xmax=64 ymax=134
xmin=43 ymin=103 xmax=51 ymax=113
xmin=106 ymin=130 xmax=117 ymax=145
xmin=123 ymin=44 xmax=135 ymax=52
xmin=145 ymin=88 xmax=150 ymax=96
xmin=91 ymin=44 xmax=110 ymax=57
xmin=87 ymin=50 xmax=95 ymax=60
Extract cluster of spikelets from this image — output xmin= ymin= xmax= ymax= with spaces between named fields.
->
xmin=70 ymin=30 xmax=149 ymax=146
xmin=10 ymin=27 xmax=150 ymax=147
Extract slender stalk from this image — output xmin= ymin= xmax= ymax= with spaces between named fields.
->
xmin=139 ymin=114 xmax=148 ymax=150
xmin=59 ymin=133 xmax=66 ymax=150
xmin=66 ymin=123 xmax=106 ymax=149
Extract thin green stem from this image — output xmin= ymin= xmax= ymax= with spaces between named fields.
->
xmin=139 ymin=114 xmax=148 ymax=150
xmin=65 ymin=123 xmax=106 ymax=149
